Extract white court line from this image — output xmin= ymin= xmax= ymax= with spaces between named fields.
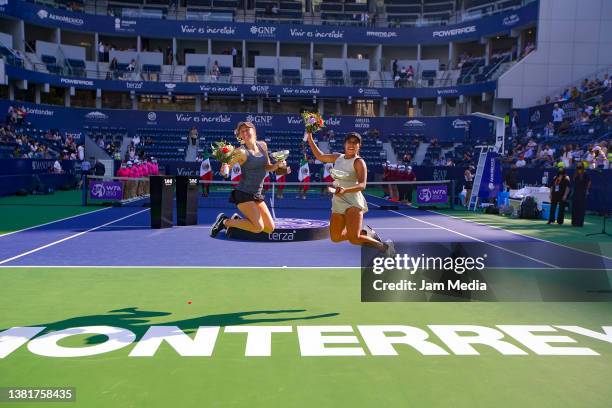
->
xmin=0 ymin=207 xmax=111 ymax=239
xmin=0 ymin=265 xmax=608 ymax=271
xmin=0 ymin=209 xmax=150 ymax=265
xmin=422 ymin=206 xmax=612 ymax=262
xmin=365 ymin=195 xmax=560 ymax=269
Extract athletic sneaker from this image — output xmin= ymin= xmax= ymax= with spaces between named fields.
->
xmin=361 ymin=224 xmax=382 ymax=243
xmin=231 ymin=213 xmax=241 ymax=220
xmin=383 ymin=240 xmax=396 ymax=257
xmin=210 ymin=213 xmax=228 ymax=237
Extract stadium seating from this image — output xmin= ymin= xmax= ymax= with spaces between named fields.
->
xmin=137 ymin=128 xmax=188 ymax=162
xmin=256 ymin=68 xmax=276 ymax=85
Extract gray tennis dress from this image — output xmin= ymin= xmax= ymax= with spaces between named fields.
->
xmin=332 ymin=154 xmax=368 ymax=214
xmin=234 ymin=141 xmax=268 ymax=201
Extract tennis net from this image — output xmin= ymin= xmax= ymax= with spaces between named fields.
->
xmin=83 ymin=175 xmax=455 ymax=211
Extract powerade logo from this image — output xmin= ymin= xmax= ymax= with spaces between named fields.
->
xmin=250 ymin=85 xmax=270 ymax=94
xmin=250 ymin=26 xmax=277 ymax=38
xmin=404 ymin=119 xmax=425 ymax=127
xmin=452 ymin=119 xmax=469 ymax=129
xmin=432 ymin=25 xmax=476 ymax=38
xmin=366 ymin=31 xmax=398 ymax=39
xmin=503 ymin=14 xmax=519 ymax=26
xmin=436 ymin=88 xmax=458 ymax=95
xmin=60 ymin=78 xmax=94 ymax=86
xmin=36 ymin=8 xmax=84 ymax=26
xmin=246 ymin=114 xmax=273 ymax=126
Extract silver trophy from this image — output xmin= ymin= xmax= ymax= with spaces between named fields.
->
xmin=270 ymin=150 xmax=290 ymax=162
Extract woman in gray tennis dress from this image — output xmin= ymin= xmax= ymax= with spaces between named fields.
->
xmin=210 ymin=121 xmax=288 ymax=237
xmin=305 ymin=131 xmax=394 ymax=255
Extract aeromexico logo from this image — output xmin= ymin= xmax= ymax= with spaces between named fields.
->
xmin=84 ymin=111 xmax=108 ymax=121
xmin=452 ymin=119 xmax=470 ymax=129
xmin=503 ymin=14 xmax=520 ymax=26
xmin=36 ymin=8 xmax=84 ymax=26
xmin=246 ymin=114 xmax=273 ymax=126
xmin=432 ymin=25 xmax=476 ymax=38
xmin=404 ymin=119 xmax=425 ymax=127
xmin=250 ymin=25 xmax=277 ymax=38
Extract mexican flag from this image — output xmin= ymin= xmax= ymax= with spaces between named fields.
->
xmin=199 ymin=158 xmax=213 ymax=181
xmin=275 ymin=172 xmax=285 ymax=191
xmin=323 ymin=163 xmax=334 ymax=183
xmin=298 ymin=158 xmax=310 ymax=192
xmin=231 ymin=163 xmax=241 ymax=186
xmin=263 ymin=172 xmax=271 ymax=191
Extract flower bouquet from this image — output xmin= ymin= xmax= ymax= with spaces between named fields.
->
xmin=211 ymin=140 xmax=235 ymax=178
xmin=302 ymin=112 xmax=325 ymax=141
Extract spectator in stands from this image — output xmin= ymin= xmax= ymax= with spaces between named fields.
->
xmin=511 ymin=110 xmax=519 ymax=138
xmin=77 ymin=144 xmax=84 ymax=161
xmin=504 ymin=165 xmax=519 ymax=191
xmin=211 ymin=60 xmax=220 ymax=81
xmin=189 ymin=126 xmax=198 ymax=146
xmin=392 ymin=59 xmax=398 ymax=80
xmin=402 ymin=153 xmax=412 ymax=165
xmin=544 ymin=121 xmax=555 ymax=137
xmin=127 ymin=59 xmax=136 ymax=73
xmin=53 ymin=159 xmax=63 ymax=174
xmin=463 ymin=168 xmax=473 ymax=206
xmin=398 ymin=165 xmax=416 ymax=205
xmin=109 ymin=57 xmax=118 ymax=79
xmin=515 ymin=154 xmax=526 ymax=168
xmin=560 ymin=145 xmax=573 ymax=168
xmin=552 ymin=104 xmax=565 ymax=133
xmin=407 ymin=66 xmax=414 ymax=84
xmin=81 ymin=158 xmax=91 ymax=176
xmin=93 ymin=159 xmax=106 ymax=176
xmin=571 ymin=162 xmax=590 ymax=227
xmin=98 ymin=41 xmax=105 ymax=62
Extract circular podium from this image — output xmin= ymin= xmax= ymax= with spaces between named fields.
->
xmin=227 ymin=218 xmax=329 ymax=242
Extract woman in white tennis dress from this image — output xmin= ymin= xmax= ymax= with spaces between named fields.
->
xmin=305 ymin=131 xmax=394 ymax=255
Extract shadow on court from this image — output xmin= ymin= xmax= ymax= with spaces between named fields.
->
xmin=3 ymin=307 xmax=341 ymax=344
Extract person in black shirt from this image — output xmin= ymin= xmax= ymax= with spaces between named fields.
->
xmin=93 ymin=159 xmax=106 ymax=176
xmin=571 ymin=163 xmax=591 ymax=227
xmin=547 ymin=167 xmax=570 ymax=225
xmin=504 ymin=165 xmax=518 ymax=191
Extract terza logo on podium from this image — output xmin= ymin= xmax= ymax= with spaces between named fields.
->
xmin=268 ymin=231 xmax=295 ymax=241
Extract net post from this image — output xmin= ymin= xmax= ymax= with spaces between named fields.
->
xmin=81 ymin=174 xmax=88 ymax=206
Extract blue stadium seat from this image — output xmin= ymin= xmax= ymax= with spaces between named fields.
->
xmin=256 ymin=67 xmax=275 ymax=84
xmin=325 ymin=70 xmax=344 ymax=86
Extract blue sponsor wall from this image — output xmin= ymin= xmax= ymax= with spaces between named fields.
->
xmin=0 ymin=0 xmax=538 ymax=45
xmin=0 ymin=158 xmax=79 ymax=196
xmin=5 ymin=65 xmax=497 ymax=100
xmin=0 ymin=100 xmax=495 ymax=143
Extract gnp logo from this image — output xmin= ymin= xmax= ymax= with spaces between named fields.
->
xmin=246 ymin=114 xmax=273 ymax=126
xmin=147 ymin=112 xmax=157 ymax=121
xmin=503 ymin=14 xmax=519 ymax=26
xmin=250 ymin=85 xmax=270 ymax=94
xmin=432 ymin=25 xmax=476 ymax=38
xmin=250 ymin=26 xmax=277 ymax=37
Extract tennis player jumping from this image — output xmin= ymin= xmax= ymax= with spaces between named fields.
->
xmin=305 ymin=131 xmax=395 ymax=255
xmin=210 ymin=121 xmax=288 ymax=237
